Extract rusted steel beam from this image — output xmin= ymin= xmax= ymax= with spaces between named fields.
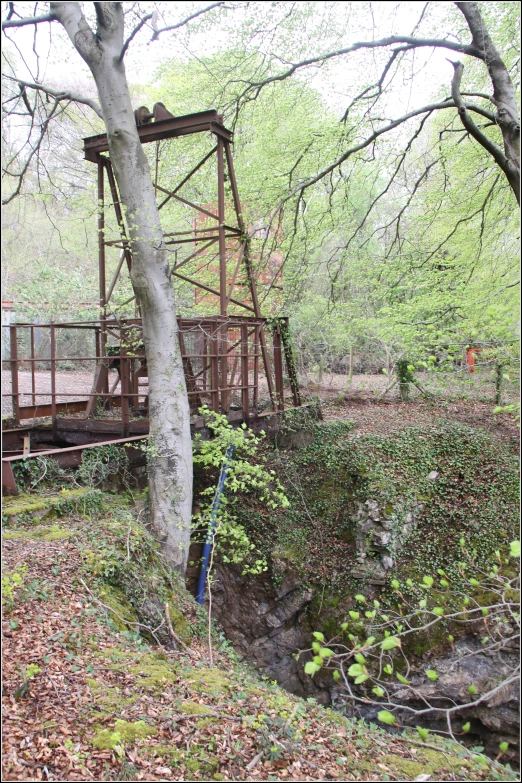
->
xmin=241 ymin=324 xmax=249 ymax=421
xmin=98 ymin=156 xmax=106 ymax=310
xmin=3 ymin=434 xmax=148 ymax=464
xmin=155 ymin=185 xmax=219 ymax=222
xmin=2 ymin=428 xmax=33 ymax=449
xmin=226 ymin=241 xmax=247 ymax=308
xmin=9 ymin=325 xmax=20 ymax=425
xmin=253 ymin=325 xmax=259 ymax=411
xmin=168 ymin=238 xmax=218 ymax=277
xmin=103 ymin=158 xmax=133 ymax=275
xmin=8 ymin=355 xmax=99 ymax=364
xmin=50 ymin=324 xmax=57 ymax=438
xmin=18 ymin=400 xmax=89 ymax=420
xmin=158 ymin=145 xmax=217 ymax=211
xmin=84 ymin=360 xmax=108 ymax=418
xmin=171 ymin=271 xmax=255 ymax=312
xmin=217 ymin=138 xmax=227 ymax=317
xmin=210 ymin=330 xmax=219 ymax=413
xmin=30 ymin=326 xmax=36 ymax=406
xmin=203 ymin=333 xmax=208 ymax=391
xmin=163 ymin=226 xmax=227 ymax=238
xmin=178 ymin=332 xmax=202 ymax=411
xmin=120 ymin=330 xmax=130 ymax=437
xmin=84 ymin=111 xmax=232 ymax=160
xmin=164 ymin=233 xmax=238 ymax=246
xmin=106 ymin=251 xmax=126 ymax=304
xmin=7 ymin=315 xmax=262 ymax=329
xmin=272 ymin=323 xmax=285 ymax=412
xmin=224 ymin=141 xmax=243 ymax=226
xmin=2 ymin=460 xmax=18 ymax=496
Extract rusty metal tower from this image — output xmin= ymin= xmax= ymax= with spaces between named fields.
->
xmin=82 ymin=104 xmax=300 ymax=419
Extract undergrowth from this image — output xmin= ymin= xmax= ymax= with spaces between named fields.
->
xmin=233 ymin=420 xmax=519 ymax=600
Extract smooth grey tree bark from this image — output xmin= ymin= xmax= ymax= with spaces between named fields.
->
xmin=50 ymin=1 xmax=193 ymax=572
xmin=454 ymin=2 xmax=520 ymax=204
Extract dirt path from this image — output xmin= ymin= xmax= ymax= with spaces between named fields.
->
xmin=2 ymin=370 xmax=122 ymax=415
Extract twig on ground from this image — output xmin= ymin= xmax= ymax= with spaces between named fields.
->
xmin=246 ymin=751 xmax=264 ymax=771
xmin=78 ymin=577 xmax=166 ymax=647
xmin=45 ymin=672 xmax=63 ymax=703
xmin=377 ymin=377 xmax=398 ymax=401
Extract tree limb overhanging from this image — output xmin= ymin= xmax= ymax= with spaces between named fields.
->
xmin=448 ymin=59 xmax=519 ymax=203
xmin=2 ymin=11 xmax=56 ymax=29
xmin=3 ymin=74 xmax=103 ymax=118
xmin=226 ymin=1 xmax=519 ymax=204
xmin=267 ymin=96 xmax=507 ymax=219
xmin=119 ymin=11 xmax=153 ymax=61
xmin=151 ymin=1 xmax=225 ymax=41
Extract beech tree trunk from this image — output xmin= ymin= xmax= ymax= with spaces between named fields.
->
xmin=51 ymin=1 xmax=192 ymax=572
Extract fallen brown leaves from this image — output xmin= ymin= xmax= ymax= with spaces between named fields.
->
xmin=2 ymin=533 xmax=366 ymax=782
xmin=2 ymin=511 xmax=498 ymax=782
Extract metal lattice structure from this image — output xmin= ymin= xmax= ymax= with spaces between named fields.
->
xmin=2 ymin=106 xmax=302 ymax=486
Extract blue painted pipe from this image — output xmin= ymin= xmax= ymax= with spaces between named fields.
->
xmin=196 ymin=443 xmax=235 ymax=604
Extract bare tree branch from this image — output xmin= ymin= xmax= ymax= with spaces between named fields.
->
xmin=449 ymin=60 xmax=519 ymax=204
xmin=2 ymin=12 xmax=55 ymax=29
xmin=461 ymin=91 xmax=498 ymax=106
xmin=119 ymin=11 xmax=153 ymax=61
xmin=3 ymin=74 xmax=103 ymax=118
xmin=2 ymin=97 xmax=61 ymax=205
xmin=151 ymin=1 xmax=225 ymax=41
xmin=270 ymin=98 xmax=498 ymax=217
xmin=229 ymin=34 xmax=481 ymax=106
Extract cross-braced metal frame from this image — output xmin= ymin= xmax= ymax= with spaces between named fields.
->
xmin=85 ymin=106 xmax=285 ymax=413
xmin=1 ymin=107 xmax=304 ymax=493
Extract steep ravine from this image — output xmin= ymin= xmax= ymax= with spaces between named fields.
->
xmin=211 ymin=556 xmax=520 ymax=765
xmin=208 ymin=421 xmax=520 ymax=766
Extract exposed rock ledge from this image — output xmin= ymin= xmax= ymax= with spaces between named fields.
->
xmin=212 ymin=558 xmax=519 ymax=766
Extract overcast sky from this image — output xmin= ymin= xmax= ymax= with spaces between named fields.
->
xmin=2 ymin=1 xmax=467 ymax=122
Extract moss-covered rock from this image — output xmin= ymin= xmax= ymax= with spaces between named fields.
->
xmin=2 ymin=488 xmax=103 ymax=524
xmin=90 ymin=719 xmax=157 ymax=749
xmin=130 ymin=652 xmax=178 ymax=689
xmin=2 ymin=524 xmax=74 ymax=541
xmin=185 ymin=666 xmax=232 ymax=695
xmin=97 ymin=585 xmax=139 ymax=632
xmin=167 ymin=598 xmax=193 ymax=645
xmin=179 ymin=701 xmax=213 ymax=715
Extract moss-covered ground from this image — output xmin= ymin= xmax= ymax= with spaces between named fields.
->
xmin=2 ymin=482 xmax=516 ymax=781
xmin=232 ymin=418 xmax=519 ymax=604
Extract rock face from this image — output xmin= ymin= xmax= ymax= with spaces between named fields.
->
xmin=351 ymin=498 xmax=424 ymax=583
xmin=211 ymin=562 xmax=317 ymax=698
xmin=332 ymin=634 xmax=520 ymax=766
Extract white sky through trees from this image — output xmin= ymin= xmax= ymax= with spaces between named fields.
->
xmin=2 ymin=2 xmax=478 ymax=120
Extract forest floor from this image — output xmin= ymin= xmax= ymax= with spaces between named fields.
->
xmin=2 ymin=366 xmax=519 ymax=781
xmin=3 ymin=368 xmax=519 ymax=447
xmin=302 ymin=371 xmax=520 ymax=448
xmin=2 ymin=494 xmax=517 ymax=783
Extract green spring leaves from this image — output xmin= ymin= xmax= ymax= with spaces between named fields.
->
xmin=193 ymin=407 xmax=290 ymax=574
xmin=377 ymin=710 xmax=396 ymax=726
xmin=381 ymin=636 xmax=401 ymax=651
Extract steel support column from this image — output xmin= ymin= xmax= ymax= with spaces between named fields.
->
xmin=9 ymin=325 xmax=19 ymax=424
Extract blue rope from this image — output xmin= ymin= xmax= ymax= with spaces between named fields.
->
xmin=196 ymin=443 xmax=235 ymax=604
